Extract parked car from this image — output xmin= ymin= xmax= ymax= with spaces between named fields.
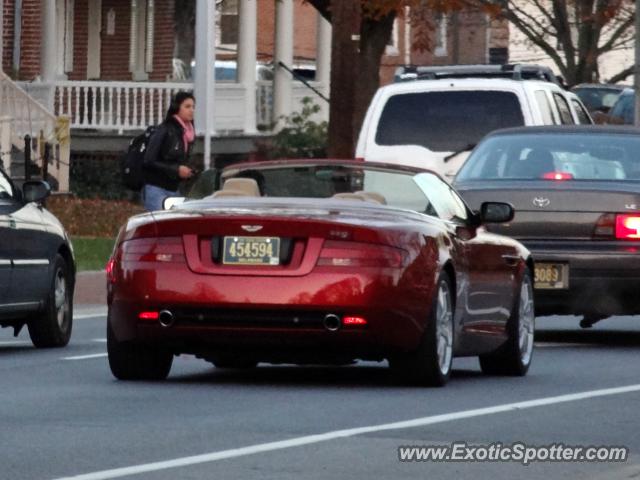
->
xmin=606 ymin=88 xmax=634 ymax=125
xmin=0 ymin=170 xmax=75 ymax=347
xmin=356 ymin=64 xmax=593 ymax=179
xmin=454 ymin=126 xmax=640 ymax=328
xmin=106 ymin=160 xmax=534 ymax=385
xmin=571 ymin=83 xmax=625 ymax=121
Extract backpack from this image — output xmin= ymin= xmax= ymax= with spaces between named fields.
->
xmin=121 ymin=125 xmax=157 ymax=191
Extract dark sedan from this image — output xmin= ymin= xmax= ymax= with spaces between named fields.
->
xmin=0 ymin=169 xmax=75 ymax=347
xmin=454 ymin=126 xmax=640 ymax=327
xmin=107 ymin=160 xmax=533 ymax=385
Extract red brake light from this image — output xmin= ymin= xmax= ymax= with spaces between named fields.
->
xmin=317 ymin=240 xmax=407 ymax=268
xmin=122 ymin=237 xmax=185 ymax=263
xmin=106 ymin=258 xmax=116 ymax=284
xmin=542 ymin=172 xmax=574 ymax=181
xmin=616 ymin=214 xmax=640 ymax=240
xmin=138 ymin=311 xmax=159 ymax=321
xmin=342 ymin=316 xmax=368 ymax=326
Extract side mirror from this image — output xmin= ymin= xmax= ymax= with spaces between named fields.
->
xmin=480 ymin=202 xmax=514 ymax=223
xmin=22 ymin=181 xmax=51 ymax=204
xmin=163 ymin=196 xmax=186 ymax=210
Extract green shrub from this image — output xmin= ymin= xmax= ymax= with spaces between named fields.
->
xmin=268 ymin=97 xmax=328 ymax=159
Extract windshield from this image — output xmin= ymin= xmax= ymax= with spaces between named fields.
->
xmin=187 ymin=164 xmax=448 ymax=215
xmin=573 ymin=87 xmax=622 ymax=111
xmin=375 ymin=90 xmax=525 ymax=152
xmin=456 ymin=133 xmax=640 ymax=182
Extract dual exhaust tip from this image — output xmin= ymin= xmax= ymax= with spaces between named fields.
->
xmin=157 ymin=311 xmax=352 ymax=332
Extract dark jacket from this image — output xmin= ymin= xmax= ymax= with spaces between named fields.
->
xmin=143 ymin=117 xmax=193 ymax=191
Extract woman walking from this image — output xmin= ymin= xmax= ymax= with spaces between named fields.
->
xmin=142 ymin=91 xmax=196 ymax=211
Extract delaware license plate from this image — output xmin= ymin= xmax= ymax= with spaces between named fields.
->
xmin=534 ymin=263 xmax=569 ymax=289
xmin=222 ymin=236 xmax=280 ymax=265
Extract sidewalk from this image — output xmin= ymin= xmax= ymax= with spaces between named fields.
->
xmin=75 ymin=271 xmax=106 ymax=307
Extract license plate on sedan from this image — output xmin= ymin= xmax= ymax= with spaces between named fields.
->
xmin=222 ymin=236 xmax=280 ymax=266
xmin=534 ymin=263 xmax=569 ymax=289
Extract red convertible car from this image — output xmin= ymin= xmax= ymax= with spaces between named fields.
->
xmin=107 ymin=160 xmax=534 ymax=386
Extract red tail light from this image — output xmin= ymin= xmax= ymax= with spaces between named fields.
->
xmin=138 ymin=311 xmax=159 ymax=321
xmin=616 ymin=214 xmax=640 ymax=240
xmin=106 ymin=258 xmax=116 ymax=284
xmin=122 ymin=237 xmax=185 ymax=263
xmin=542 ymin=172 xmax=574 ymax=181
xmin=342 ymin=316 xmax=368 ymax=326
xmin=594 ymin=214 xmax=640 ymax=240
xmin=317 ymin=241 xmax=407 ymax=268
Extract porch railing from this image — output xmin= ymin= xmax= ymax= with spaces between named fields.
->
xmin=0 ymin=71 xmax=70 ymax=191
xmin=54 ymin=80 xmax=327 ymax=132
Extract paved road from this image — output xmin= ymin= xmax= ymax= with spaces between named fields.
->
xmin=1 ymin=310 xmax=639 ymax=480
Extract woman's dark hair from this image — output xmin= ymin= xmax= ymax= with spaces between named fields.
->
xmin=165 ymin=91 xmax=195 ymax=122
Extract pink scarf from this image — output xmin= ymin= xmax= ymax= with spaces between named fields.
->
xmin=173 ymin=115 xmax=195 ymax=151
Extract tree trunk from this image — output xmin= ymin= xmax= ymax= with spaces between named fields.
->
xmin=327 ymin=0 xmax=361 ymax=158
xmin=353 ymin=12 xmax=396 ymax=153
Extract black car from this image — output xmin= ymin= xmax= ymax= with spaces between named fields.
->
xmin=454 ymin=126 xmax=640 ymax=328
xmin=0 ymin=169 xmax=75 ymax=347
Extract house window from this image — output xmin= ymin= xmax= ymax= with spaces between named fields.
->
xmin=218 ymin=0 xmax=239 ymax=50
xmin=385 ymin=19 xmax=400 ymax=56
xmin=130 ymin=0 xmax=155 ymax=80
xmin=435 ymin=13 xmax=447 ymax=57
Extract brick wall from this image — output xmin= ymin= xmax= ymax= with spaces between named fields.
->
xmin=99 ymin=0 xmax=131 ymax=80
xmin=257 ymin=0 xmax=317 ymax=64
xmin=68 ymin=0 xmax=88 ymax=80
xmin=151 ymin=0 xmax=173 ymax=81
xmin=18 ymin=0 xmax=41 ymax=79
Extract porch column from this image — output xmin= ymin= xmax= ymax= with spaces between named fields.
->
xmin=194 ymin=0 xmax=216 ymax=169
xmin=41 ymin=0 xmax=58 ymax=82
xmin=273 ymin=0 xmax=293 ymax=128
xmin=316 ymin=12 xmax=331 ymax=117
xmin=238 ymin=0 xmax=257 ymax=134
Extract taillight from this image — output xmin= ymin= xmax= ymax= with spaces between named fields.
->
xmin=138 ymin=311 xmax=159 ymax=321
xmin=594 ymin=214 xmax=640 ymax=240
xmin=317 ymin=240 xmax=407 ymax=268
xmin=121 ymin=237 xmax=185 ymax=263
xmin=106 ymin=258 xmax=116 ymax=284
xmin=342 ymin=316 xmax=368 ymax=326
xmin=616 ymin=214 xmax=640 ymax=240
xmin=542 ymin=172 xmax=574 ymax=181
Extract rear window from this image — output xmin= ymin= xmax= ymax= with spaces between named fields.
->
xmin=374 ymin=91 xmax=525 ymax=152
xmin=456 ymin=133 xmax=640 ymax=182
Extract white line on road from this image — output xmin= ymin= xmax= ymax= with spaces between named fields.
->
xmin=52 ymin=382 xmax=640 ymax=480
xmin=92 ymin=339 xmax=107 ymax=343
xmin=62 ymin=353 xmax=108 ymax=361
xmin=74 ymin=312 xmax=107 ymax=320
xmin=0 ymin=340 xmax=31 ymax=346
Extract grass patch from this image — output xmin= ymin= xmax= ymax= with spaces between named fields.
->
xmin=71 ymin=237 xmax=115 ymax=272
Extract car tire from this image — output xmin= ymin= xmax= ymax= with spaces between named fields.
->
xmin=28 ymin=254 xmax=73 ymax=348
xmin=389 ymin=271 xmax=454 ymax=387
xmin=479 ymin=268 xmax=535 ymax=376
xmin=107 ymin=318 xmax=173 ymax=380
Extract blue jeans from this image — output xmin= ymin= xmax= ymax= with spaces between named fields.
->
xmin=143 ymin=184 xmax=179 ymax=212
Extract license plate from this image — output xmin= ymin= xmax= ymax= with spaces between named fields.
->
xmin=534 ymin=263 xmax=569 ymax=289
xmin=222 ymin=236 xmax=280 ymax=265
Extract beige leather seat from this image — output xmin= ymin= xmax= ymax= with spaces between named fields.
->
xmin=356 ymin=191 xmax=387 ymax=205
xmin=331 ymin=192 xmax=368 ymax=202
xmin=211 ymin=177 xmax=261 ymax=198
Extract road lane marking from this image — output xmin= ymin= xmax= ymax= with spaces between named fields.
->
xmin=52 ymin=382 xmax=640 ymax=480
xmin=0 ymin=340 xmax=31 ymax=346
xmin=74 ymin=312 xmax=107 ymax=320
xmin=62 ymin=353 xmax=107 ymax=361
xmin=91 ymin=339 xmax=107 ymax=343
